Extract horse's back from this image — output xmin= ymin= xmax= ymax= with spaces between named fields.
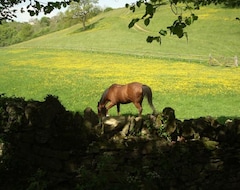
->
xmin=108 ymin=84 xmax=124 ymax=92
xmin=107 ymin=82 xmax=143 ymax=103
xmin=127 ymin=82 xmax=142 ymax=87
xmin=126 ymin=82 xmax=142 ymax=92
xmin=109 ymin=82 xmax=142 ymax=90
xmin=110 ymin=82 xmax=142 ymax=93
xmin=127 ymin=82 xmax=143 ymax=101
xmin=107 ymin=84 xmax=124 ymax=100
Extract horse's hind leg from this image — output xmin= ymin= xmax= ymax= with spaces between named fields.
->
xmin=133 ymin=102 xmax=143 ymax=116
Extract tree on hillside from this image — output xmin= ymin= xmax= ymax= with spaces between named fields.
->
xmin=68 ymin=0 xmax=98 ymax=30
xmin=40 ymin=17 xmax=51 ymax=27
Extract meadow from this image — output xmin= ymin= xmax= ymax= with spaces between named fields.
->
xmin=0 ymin=48 xmax=239 ymax=119
xmin=0 ymin=5 xmax=239 ymax=119
xmin=10 ymin=5 xmax=240 ymax=59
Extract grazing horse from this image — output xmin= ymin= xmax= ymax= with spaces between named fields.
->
xmin=97 ymin=82 xmax=156 ymax=116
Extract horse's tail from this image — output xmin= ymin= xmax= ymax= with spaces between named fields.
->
xmin=142 ymin=84 xmax=156 ymax=114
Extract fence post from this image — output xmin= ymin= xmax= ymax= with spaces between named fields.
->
xmin=234 ymin=56 xmax=238 ymax=67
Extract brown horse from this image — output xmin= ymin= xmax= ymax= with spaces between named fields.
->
xmin=97 ymin=82 xmax=156 ymax=116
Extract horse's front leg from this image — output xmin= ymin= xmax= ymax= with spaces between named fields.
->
xmin=106 ymin=102 xmax=115 ymax=116
xmin=117 ymin=103 xmax=120 ymax=116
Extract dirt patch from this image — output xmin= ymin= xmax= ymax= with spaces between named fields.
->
xmin=133 ymin=23 xmax=150 ymax=33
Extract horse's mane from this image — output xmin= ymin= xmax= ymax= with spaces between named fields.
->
xmin=99 ymin=88 xmax=109 ymax=104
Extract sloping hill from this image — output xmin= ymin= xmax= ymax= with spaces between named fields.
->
xmin=11 ymin=5 xmax=240 ymax=60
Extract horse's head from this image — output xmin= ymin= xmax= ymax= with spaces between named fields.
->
xmin=97 ymin=102 xmax=107 ymax=117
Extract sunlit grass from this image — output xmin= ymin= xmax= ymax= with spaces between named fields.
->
xmin=10 ymin=5 xmax=240 ymax=59
xmin=0 ymin=48 xmax=239 ymax=119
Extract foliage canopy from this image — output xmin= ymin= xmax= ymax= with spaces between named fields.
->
xmin=1 ymin=0 xmax=239 ymax=23
xmin=0 ymin=0 xmax=99 ymax=23
xmin=126 ymin=0 xmax=240 ymax=43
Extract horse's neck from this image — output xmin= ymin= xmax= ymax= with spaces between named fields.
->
xmin=99 ymin=89 xmax=109 ymax=105
xmin=99 ymin=97 xmax=107 ymax=105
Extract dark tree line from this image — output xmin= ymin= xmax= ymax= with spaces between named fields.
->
xmin=0 ymin=4 xmax=105 ymax=47
xmin=0 ymin=15 xmax=74 ymax=47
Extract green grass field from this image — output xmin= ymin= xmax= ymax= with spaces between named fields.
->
xmin=10 ymin=5 xmax=240 ymax=59
xmin=0 ymin=5 xmax=239 ymax=119
xmin=0 ymin=48 xmax=239 ymax=119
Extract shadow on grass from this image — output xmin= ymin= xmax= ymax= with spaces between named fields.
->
xmin=72 ymin=18 xmax=104 ymax=33
xmin=217 ymin=116 xmax=240 ymax=124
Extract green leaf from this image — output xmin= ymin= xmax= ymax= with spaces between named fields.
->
xmin=191 ymin=14 xmax=198 ymax=21
xmin=35 ymin=1 xmax=41 ymax=10
xmin=130 ymin=5 xmax=135 ymax=12
xmin=146 ymin=36 xmax=161 ymax=44
xmin=53 ymin=2 xmax=61 ymax=9
xmin=136 ymin=1 xmax=141 ymax=7
xmin=51 ymin=2 xmax=58 ymax=9
xmin=159 ymin=29 xmax=167 ymax=36
xmin=128 ymin=18 xmax=139 ymax=28
xmin=28 ymin=10 xmax=35 ymax=16
xmin=44 ymin=5 xmax=54 ymax=14
xmin=128 ymin=20 xmax=135 ymax=28
xmin=145 ymin=3 xmax=154 ymax=16
xmin=185 ymin=17 xmax=192 ymax=25
xmin=146 ymin=36 xmax=153 ymax=43
xmin=62 ymin=2 xmax=67 ymax=8
xmin=172 ymin=23 xmax=184 ymax=38
xmin=144 ymin=18 xmax=150 ymax=26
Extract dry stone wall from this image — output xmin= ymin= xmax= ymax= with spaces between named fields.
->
xmin=0 ymin=95 xmax=239 ymax=189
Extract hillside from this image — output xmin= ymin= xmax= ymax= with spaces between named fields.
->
xmin=10 ymin=5 xmax=240 ymax=61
